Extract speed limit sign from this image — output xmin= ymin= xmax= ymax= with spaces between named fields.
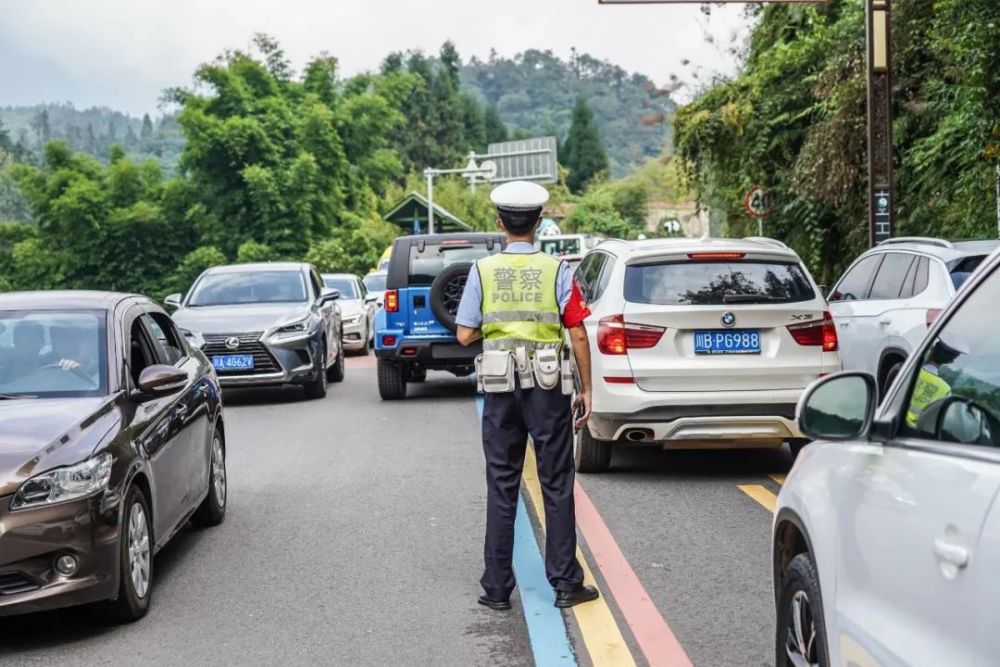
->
xmin=743 ymin=185 xmax=774 ymax=218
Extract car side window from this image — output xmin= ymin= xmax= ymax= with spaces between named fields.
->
xmin=589 ymin=254 xmax=614 ymax=302
xmin=310 ymin=271 xmax=323 ymax=300
xmin=127 ymin=317 xmax=158 ymax=387
xmin=577 ymin=253 xmax=607 ymax=302
xmin=142 ymin=312 xmax=185 ymax=365
xmin=831 ymin=254 xmax=882 ymax=301
xmin=574 ymin=255 xmax=595 ymax=298
xmin=869 ymin=252 xmax=915 ymax=300
xmin=901 ymin=267 xmax=1000 ymax=447
xmin=913 ymin=257 xmax=930 ymax=295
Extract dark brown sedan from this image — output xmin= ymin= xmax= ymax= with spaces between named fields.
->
xmin=0 ymin=291 xmax=226 ymax=621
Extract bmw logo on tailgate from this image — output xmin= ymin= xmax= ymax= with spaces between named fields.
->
xmin=721 ymin=312 xmax=736 ymax=328
xmin=225 ymin=336 xmax=241 ymax=350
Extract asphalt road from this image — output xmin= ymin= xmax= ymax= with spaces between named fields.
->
xmin=0 ymin=354 xmax=788 ymax=666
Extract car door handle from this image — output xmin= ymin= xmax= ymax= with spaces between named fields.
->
xmin=934 ymin=539 xmax=969 ymax=568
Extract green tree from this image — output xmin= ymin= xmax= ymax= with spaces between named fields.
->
xmin=140 ymin=113 xmax=154 ymax=139
xmin=562 ymin=97 xmax=609 ymax=193
xmin=483 ymin=104 xmax=508 ymax=144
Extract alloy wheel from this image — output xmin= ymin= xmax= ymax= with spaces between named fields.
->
xmin=785 ymin=590 xmax=819 ymax=667
xmin=127 ymin=502 xmax=151 ymax=599
xmin=212 ymin=434 xmax=226 ymax=507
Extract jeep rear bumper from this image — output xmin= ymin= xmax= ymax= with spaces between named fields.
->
xmin=374 ymin=337 xmax=482 ymax=370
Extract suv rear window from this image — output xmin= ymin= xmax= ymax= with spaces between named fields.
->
xmin=408 ymin=244 xmax=492 ymax=286
xmin=624 ymin=260 xmax=816 ymax=305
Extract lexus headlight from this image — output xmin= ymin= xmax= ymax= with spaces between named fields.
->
xmin=179 ymin=327 xmax=205 ymax=349
xmin=270 ymin=317 xmax=310 ymax=340
xmin=11 ymin=452 xmax=113 ymax=510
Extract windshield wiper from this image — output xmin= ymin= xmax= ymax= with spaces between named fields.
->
xmin=722 ymin=294 xmax=780 ymax=304
xmin=0 ymin=393 xmax=38 ymax=400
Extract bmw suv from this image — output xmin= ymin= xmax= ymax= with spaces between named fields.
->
xmin=575 ymin=237 xmax=840 ymax=472
xmin=167 ymin=262 xmax=345 ymax=398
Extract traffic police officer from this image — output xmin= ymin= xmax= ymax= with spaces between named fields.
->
xmin=456 ymin=180 xmax=599 ymax=610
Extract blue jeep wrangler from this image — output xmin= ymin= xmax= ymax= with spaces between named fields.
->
xmin=374 ymin=233 xmax=506 ymax=399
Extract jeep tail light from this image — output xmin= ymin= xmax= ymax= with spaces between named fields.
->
xmin=926 ymin=308 xmax=943 ymax=328
xmin=787 ymin=311 xmax=838 ymax=352
xmin=385 ymin=289 xmax=399 ymax=312
xmin=597 ymin=315 xmax=666 ymax=355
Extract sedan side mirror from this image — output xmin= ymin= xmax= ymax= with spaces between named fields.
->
xmin=319 ymin=288 xmax=340 ymax=305
xmin=798 ymin=372 xmax=878 ymax=441
xmin=164 ymin=293 xmax=183 ymax=309
xmin=364 ymin=294 xmax=378 ymax=305
xmin=136 ymin=364 xmax=187 ymax=399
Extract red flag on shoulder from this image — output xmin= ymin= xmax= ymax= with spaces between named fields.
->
xmin=561 ymin=280 xmax=591 ymax=328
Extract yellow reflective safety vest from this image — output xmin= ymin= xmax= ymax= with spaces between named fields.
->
xmin=478 ymin=251 xmax=563 ymax=351
xmin=906 ymin=365 xmax=952 ymax=428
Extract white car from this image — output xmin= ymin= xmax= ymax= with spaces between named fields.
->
xmin=773 ymin=246 xmax=1000 ymax=667
xmin=829 ymin=237 xmax=999 ymax=397
xmin=574 ymin=237 xmax=840 ymax=472
xmin=363 ymin=271 xmax=387 ymax=308
xmin=322 ymin=273 xmax=376 ymax=354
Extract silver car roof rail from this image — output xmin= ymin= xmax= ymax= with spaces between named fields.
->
xmin=743 ymin=236 xmax=789 ymax=249
xmin=877 ymin=237 xmax=954 ymax=249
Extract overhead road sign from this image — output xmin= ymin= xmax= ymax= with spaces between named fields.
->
xmin=485 ymin=137 xmax=558 ymax=184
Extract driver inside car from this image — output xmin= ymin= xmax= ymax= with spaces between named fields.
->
xmin=47 ymin=324 xmax=98 ymax=380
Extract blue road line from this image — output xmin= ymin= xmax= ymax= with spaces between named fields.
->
xmin=475 ymin=396 xmax=576 ymax=666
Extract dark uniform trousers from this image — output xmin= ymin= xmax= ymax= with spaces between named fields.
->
xmin=480 ymin=378 xmax=585 ymax=599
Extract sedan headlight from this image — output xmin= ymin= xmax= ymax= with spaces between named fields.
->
xmin=11 ymin=452 xmax=113 ymax=511
xmin=342 ymin=314 xmax=363 ymax=325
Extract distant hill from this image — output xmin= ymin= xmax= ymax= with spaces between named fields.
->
xmin=1 ymin=49 xmax=674 ymax=178
xmin=461 ymin=49 xmax=675 ymax=176
xmin=0 ymin=103 xmax=184 ymax=173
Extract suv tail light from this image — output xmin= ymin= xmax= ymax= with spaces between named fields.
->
xmin=926 ymin=308 xmax=943 ymax=327
xmin=385 ymin=289 xmax=399 ymax=313
xmin=787 ymin=311 xmax=838 ymax=352
xmin=597 ymin=315 xmax=666 ymax=355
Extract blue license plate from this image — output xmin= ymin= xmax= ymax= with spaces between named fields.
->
xmin=212 ymin=354 xmax=254 ymax=371
xmin=694 ymin=330 xmax=761 ymax=355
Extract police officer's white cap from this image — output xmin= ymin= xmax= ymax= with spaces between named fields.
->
xmin=490 ymin=181 xmax=549 ymax=212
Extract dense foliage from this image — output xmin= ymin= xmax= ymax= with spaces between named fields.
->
xmin=462 ymin=49 xmax=675 ymax=176
xmin=563 ymin=97 xmax=610 ymax=193
xmin=676 ymin=0 xmax=1000 ymax=283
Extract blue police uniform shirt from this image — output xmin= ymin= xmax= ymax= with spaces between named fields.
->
xmin=455 ymin=242 xmax=573 ymax=329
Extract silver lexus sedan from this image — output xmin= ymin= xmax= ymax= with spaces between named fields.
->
xmin=167 ymin=262 xmax=345 ymax=398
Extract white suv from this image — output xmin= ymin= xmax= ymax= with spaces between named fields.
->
xmin=773 ymin=246 xmax=1000 ymax=667
xmin=829 ymin=237 xmax=999 ymax=397
xmin=574 ymin=237 xmax=840 ymax=472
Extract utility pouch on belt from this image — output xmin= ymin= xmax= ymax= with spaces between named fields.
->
xmin=515 ymin=347 xmax=534 ymax=390
xmin=532 ymin=348 xmax=561 ymax=391
xmin=561 ymin=347 xmax=574 ymax=396
xmin=478 ymin=350 xmax=516 ymax=393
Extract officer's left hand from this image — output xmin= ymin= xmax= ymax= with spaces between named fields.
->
xmin=573 ymin=390 xmax=592 ymax=430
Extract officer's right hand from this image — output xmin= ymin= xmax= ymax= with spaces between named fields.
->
xmin=573 ymin=390 xmax=592 ymax=430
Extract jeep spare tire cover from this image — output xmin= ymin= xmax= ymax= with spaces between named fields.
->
xmin=430 ymin=262 xmax=473 ymax=332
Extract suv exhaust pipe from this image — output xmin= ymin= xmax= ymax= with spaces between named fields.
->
xmin=623 ymin=428 xmax=654 ymax=443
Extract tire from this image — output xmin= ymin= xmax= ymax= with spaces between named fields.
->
xmin=327 ymin=341 xmax=345 ymax=383
xmin=103 ymin=485 xmax=153 ymax=622
xmin=192 ymin=428 xmax=227 ymax=528
xmin=880 ymin=360 xmax=904 ymax=401
xmin=304 ymin=342 xmax=329 ymax=399
xmin=575 ymin=427 xmax=612 ymax=473
xmin=775 ymin=553 xmax=830 ymax=667
xmin=788 ymin=439 xmax=810 ymax=460
xmin=429 ymin=262 xmax=473 ymax=332
xmin=408 ymin=366 xmax=427 ymax=383
xmin=377 ymin=359 xmax=407 ymax=400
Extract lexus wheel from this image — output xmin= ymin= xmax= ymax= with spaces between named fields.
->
xmin=304 ymin=342 xmax=328 ymax=399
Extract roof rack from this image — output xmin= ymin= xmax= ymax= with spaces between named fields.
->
xmin=878 ymin=237 xmax=953 ymax=249
xmin=743 ymin=236 xmax=789 ymax=249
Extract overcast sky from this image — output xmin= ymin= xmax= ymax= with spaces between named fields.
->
xmin=0 ymin=0 xmax=750 ymax=117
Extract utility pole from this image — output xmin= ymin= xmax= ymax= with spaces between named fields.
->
xmin=866 ymin=0 xmax=893 ymax=246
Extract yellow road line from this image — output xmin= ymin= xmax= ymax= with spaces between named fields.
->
xmin=769 ymin=474 xmax=786 ymax=486
xmin=523 ymin=444 xmax=637 ymax=667
xmin=737 ymin=484 xmax=777 ymax=513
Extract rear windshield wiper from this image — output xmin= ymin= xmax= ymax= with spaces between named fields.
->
xmin=0 ymin=393 xmax=38 ymax=400
xmin=722 ymin=294 xmax=780 ymax=304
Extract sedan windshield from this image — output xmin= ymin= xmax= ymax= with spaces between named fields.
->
xmin=363 ymin=274 xmax=387 ymax=292
xmin=0 ymin=310 xmax=108 ymax=397
xmin=323 ymin=277 xmax=359 ymax=299
xmin=189 ymin=271 xmax=307 ymax=306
